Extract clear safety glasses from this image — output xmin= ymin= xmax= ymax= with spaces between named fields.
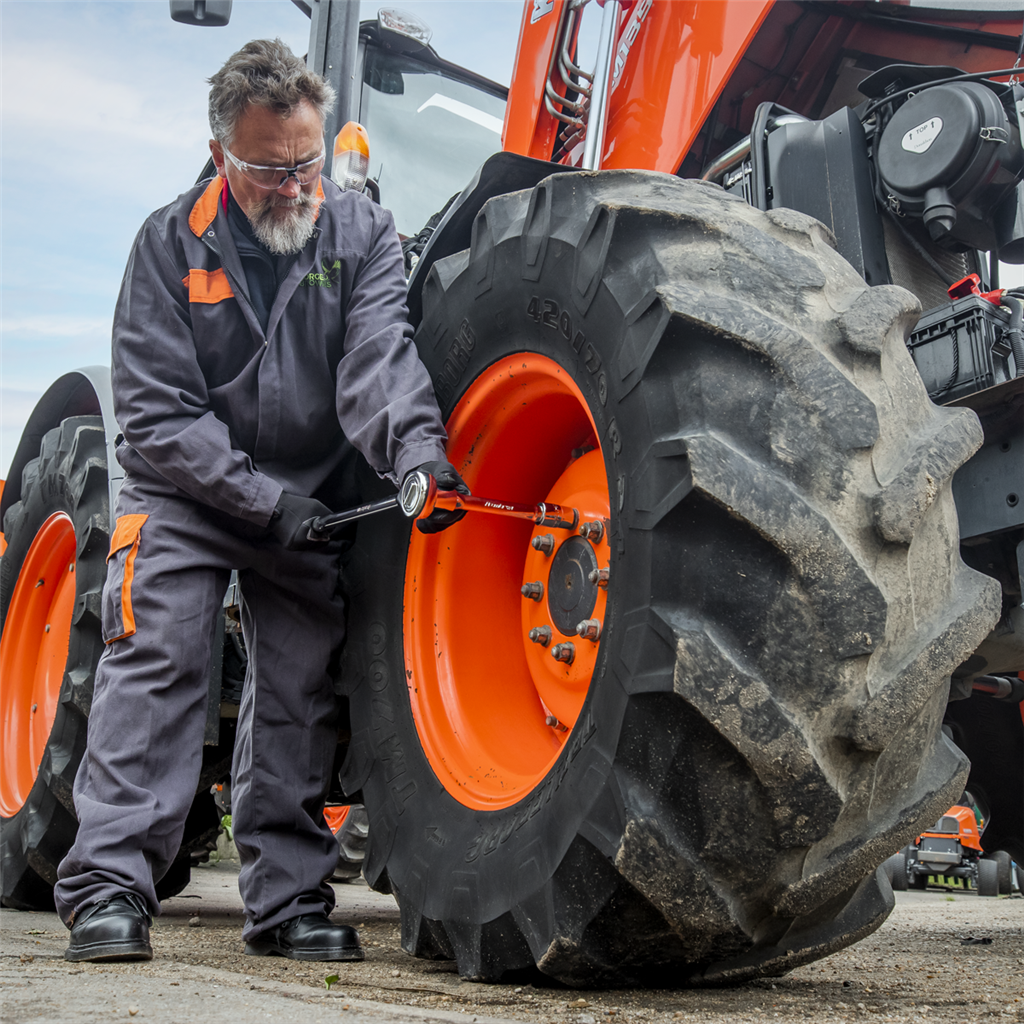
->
xmin=222 ymin=144 xmax=326 ymax=189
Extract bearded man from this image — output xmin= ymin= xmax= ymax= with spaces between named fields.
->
xmin=54 ymin=39 xmax=466 ymax=964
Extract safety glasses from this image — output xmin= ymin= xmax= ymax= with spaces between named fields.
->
xmin=222 ymin=144 xmax=325 ymax=189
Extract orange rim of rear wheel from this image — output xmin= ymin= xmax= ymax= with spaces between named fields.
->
xmin=0 ymin=512 xmax=77 ymax=818
xmin=404 ymin=355 xmax=609 ymax=810
xmin=324 ymin=805 xmax=351 ymax=834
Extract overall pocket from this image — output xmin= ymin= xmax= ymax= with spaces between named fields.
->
xmin=102 ymin=513 xmax=148 ymax=643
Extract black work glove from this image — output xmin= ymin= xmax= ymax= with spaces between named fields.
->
xmin=269 ymin=492 xmax=334 ymax=550
xmin=411 ymin=460 xmax=470 ymax=534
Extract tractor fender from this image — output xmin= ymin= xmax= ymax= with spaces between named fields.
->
xmin=405 ymin=151 xmax=575 ymax=326
xmin=1 ymin=367 xmax=121 ymax=533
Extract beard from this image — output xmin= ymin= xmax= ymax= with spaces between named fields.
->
xmin=247 ymin=190 xmax=320 ymax=255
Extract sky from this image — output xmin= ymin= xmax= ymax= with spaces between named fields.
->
xmin=0 ymin=0 xmax=525 ymax=478
xmin=3 ymin=2 xmax=1023 ymax=479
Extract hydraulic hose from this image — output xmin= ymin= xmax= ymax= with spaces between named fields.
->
xmin=1001 ymin=294 xmax=1024 ymax=378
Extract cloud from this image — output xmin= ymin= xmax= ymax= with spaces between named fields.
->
xmin=1 ymin=53 xmax=207 ymax=153
xmin=1 ymin=315 xmax=111 ymax=338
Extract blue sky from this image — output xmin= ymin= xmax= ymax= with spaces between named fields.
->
xmin=0 ymin=0 xmax=524 ymax=478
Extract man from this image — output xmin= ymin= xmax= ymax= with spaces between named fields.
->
xmin=54 ymin=39 xmax=466 ymax=963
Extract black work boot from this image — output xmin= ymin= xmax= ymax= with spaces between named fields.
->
xmin=65 ymin=892 xmax=153 ymax=962
xmin=244 ymin=913 xmax=363 ymax=961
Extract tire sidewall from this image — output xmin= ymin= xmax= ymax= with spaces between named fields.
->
xmin=347 ymin=221 xmax=649 ymax=928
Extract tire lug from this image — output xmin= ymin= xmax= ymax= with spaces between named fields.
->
xmin=531 ymin=533 xmax=556 ymax=555
xmin=576 ymin=618 xmax=602 ymax=642
xmin=528 ymin=625 xmax=552 ymax=647
xmin=588 ymin=567 xmax=610 ymax=589
xmin=551 ymin=642 xmax=575 ymax=664
xmin=521 ymin=581 xmax=544 ymax=602
xmin=579 ymin=520 xmax=604 ymax=543
xmin=545 ymin=715 xmax=568 ymax=732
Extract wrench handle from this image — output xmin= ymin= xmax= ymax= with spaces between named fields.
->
xmin=431 ymin=492 xmax=579 ymax=531
xmin=308 ymin=494 xmax=400 ymax=538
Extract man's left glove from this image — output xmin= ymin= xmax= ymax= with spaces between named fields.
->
xmin=269 ymin=492 xmax=334 ymax=550
xmin=410 ymin=461 xmax=470 ymax=534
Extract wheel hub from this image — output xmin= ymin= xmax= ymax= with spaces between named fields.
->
xmin=547 ymin=537 xmax=598 ymax=636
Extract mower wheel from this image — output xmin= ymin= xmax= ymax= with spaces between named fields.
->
xmin=884 ymin=852 xmax=908 ymax=891
xmin=989 ymin=850 xmax=1013 ymax=895
xmin=344 ymin=172 xmax=999 ymax=985
xmin=977 ymin=857 xmax=999 ymax=897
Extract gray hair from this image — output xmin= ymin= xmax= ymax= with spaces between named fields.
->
xmin=208 ymin=39 xmax=335 ymax=145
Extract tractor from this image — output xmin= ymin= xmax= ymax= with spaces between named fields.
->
xmin=2 ymin=0 xmax=1022 ymax=988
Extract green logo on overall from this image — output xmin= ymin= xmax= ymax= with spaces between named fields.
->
xmin=301 ymin=259 xmax=341 ymax=288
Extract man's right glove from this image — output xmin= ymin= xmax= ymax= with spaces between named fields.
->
xmin=410 ymin=460 xmax=470 ymax=534
xmin=269 ymin=492 xmax=333 ymax=550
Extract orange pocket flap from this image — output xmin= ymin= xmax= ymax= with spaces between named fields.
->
xmin=186 ymin=267 xmax=234 ymax=304
xmin=107 ymin=513 xmax=149 ymax=562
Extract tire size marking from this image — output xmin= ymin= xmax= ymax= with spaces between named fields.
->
xmin=526 ymin=297 xmax=608 ymax=406
xmin=464 ymin=709 xmax=597 ymax=863
xmin=434 ymin=319 xmax=477 ymax=406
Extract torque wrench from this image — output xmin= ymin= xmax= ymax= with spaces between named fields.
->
xmin=307 ymin=470 xmax=580 ymax=539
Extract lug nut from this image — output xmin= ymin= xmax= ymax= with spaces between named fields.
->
xmin=521 ymin=581 xmax=544 ymax=602
xmin=545 ymin=714 xmax=568 ymax=732
xmin=588 ymin=567 xmax=610 ymax=589
xmin=579 ymin=520 xmax=604 ymax=543
xmin=551 ymin=642 xmax=575 ymax=664
xmin=576 ymin=618 xmax=602 ymax=642
xmin=531 ymin=533 xmax=556 ymax=555
xmin=528 ymin=625 xmax=553 ymax=647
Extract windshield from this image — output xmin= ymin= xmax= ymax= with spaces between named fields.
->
xmin=359 ymin=46 xmax=506 ymax=237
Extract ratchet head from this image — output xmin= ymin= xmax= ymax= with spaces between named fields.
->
xmin=399 ymin=470 xmax=436 ymax=519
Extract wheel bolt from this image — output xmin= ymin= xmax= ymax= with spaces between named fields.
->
xmin=579 ymin=520 xmax=604 ymax=543
xmin=528 ymin=625 xmax=552 ymax=647
xmin=545 ymin=715 xmax=568 ymax=732
xmin=521 ymin=581 xmax=544 ymax=602
xmin=551 ymin=642 xmax=575 ymax=664
xmin=531 ymin=533 xmax=556 ymax=555
xmin=31 ymin=704 xmax=38 ymax=713
xmin=576 ymin=618 xmax=602 ymax=641
xmin=588 ymin=567 xmax=610 ymax=589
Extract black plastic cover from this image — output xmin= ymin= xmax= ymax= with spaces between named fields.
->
xmin=766 ymin=107 xmax=889 ymax=285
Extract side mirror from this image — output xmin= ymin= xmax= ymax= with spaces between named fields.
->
xmin=169 ymin=1 xmax=232 ymax=27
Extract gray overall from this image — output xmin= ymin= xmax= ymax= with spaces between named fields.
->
xmin=54 ymin=175 xmax=447 ymax=938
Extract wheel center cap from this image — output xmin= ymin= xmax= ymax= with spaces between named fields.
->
xmin=548 ymin=537 xmax=598 ymax=636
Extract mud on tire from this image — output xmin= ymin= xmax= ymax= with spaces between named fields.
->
xmin=342 ymin=172 xmax=1000 ymax=985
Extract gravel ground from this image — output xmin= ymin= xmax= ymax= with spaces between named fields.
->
xmin=2 ymin=852 xmax=1021 ymax=1024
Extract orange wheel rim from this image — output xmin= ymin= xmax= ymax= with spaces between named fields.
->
xmin=324 ymin=805 xmax=351 ymax=834
xmin=0 ymin=512 xmax=77 ymax=817
xmin=404 ymin=355 xmax=609 ymax=810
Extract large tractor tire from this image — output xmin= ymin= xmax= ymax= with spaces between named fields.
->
xmin=1 ymin=417 xmax=228 ymax=909
xmin=325 ymin=804 xmax=370 ymax=882
xmin=342 ymin=171 xmax=1000 ymax=986
xmin=1 ymin=417 xmax=108 ymax=910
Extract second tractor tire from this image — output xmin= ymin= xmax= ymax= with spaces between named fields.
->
xmin=343 ymin=171 xmax=999 ymax=985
